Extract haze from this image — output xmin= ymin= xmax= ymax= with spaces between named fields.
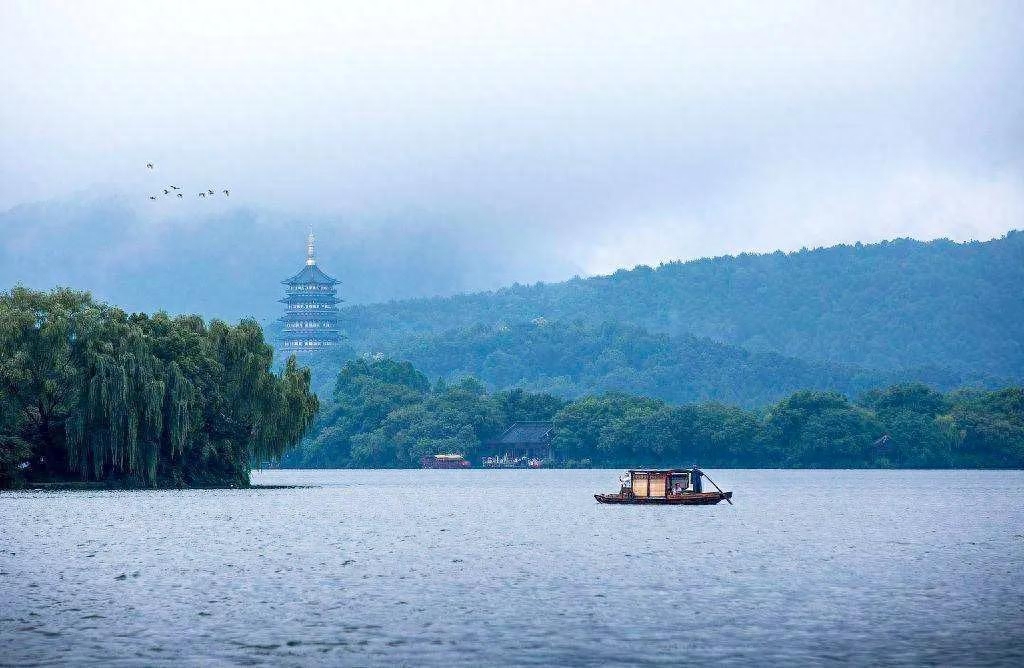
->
xmin=1 ymin=0 xmax=1022 ymax=319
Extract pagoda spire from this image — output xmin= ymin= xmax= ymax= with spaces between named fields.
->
xmin=306 ymin=229 xmax=316 ymax=266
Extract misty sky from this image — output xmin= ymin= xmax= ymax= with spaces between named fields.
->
xmin=1 ymin=0 xmax=1023 ymax=308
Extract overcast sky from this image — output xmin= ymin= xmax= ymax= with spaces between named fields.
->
xmin=1 ymin=0 xmax=1022 ymax=279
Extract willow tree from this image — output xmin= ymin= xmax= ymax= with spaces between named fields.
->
xmin=0 ymin=287 xmax=318 ymax=487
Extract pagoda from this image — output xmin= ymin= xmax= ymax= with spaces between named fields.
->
xmin=278 ymin=232 xmax=342 ymax=351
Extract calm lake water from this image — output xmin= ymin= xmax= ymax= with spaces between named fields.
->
xmin=2 ymin=469 xmax=1023 ymax=666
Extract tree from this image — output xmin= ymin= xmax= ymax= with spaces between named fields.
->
xmin=0 ymin=287 xmax=318 ymax=488
xmin=766 ymin=391 xmax=883 ymax=467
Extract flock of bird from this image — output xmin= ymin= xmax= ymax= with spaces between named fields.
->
xmin=145 ymin=163 xmax=229 ymax=200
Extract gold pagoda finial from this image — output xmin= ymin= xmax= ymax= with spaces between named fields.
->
xmin=306 ymin=229 xmax=316 ymax=266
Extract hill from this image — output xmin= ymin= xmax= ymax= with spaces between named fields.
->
xmin=302 ymin=320 xmax=1002 ymax=408
xmin=334 ymin=232 xmax=1024 ymax=381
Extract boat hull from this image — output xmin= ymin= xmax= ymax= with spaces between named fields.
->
xmin=420 ymin=457 xmax=471 ymax=469
xmin=594 ymin=491 xmax=732 ymax=505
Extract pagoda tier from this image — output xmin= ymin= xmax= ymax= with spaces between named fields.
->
xmin=279 ymin=295 xmax=341 ymax=305
xmin=277 ymin=232 xmax=343 ymax=352
xmin=280 ymin=308 xmax=340 ymax=318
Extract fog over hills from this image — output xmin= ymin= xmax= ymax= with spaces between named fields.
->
xmin=0 ymin=193 xmax=581 ymax=321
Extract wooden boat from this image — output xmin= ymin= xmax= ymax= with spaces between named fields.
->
xmin=420 ymin=453 xmax=471 ymax=469
xmin=595 ymin=468 xmax=732 ymax=505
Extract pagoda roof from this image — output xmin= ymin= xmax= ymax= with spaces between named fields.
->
xmin=282 ymin=263 xmax=339 ymax=286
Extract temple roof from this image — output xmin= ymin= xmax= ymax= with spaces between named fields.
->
xmin=492 ymin=422 xmax=554 ymax=444
xmin=282 ymin=263 xmax=339 ymax=286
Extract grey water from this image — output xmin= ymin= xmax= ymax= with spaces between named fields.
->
xmin=2 ymin=469 xmax=1023 ymax=666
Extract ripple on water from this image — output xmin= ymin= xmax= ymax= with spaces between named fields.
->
xmin=2 ymin=469 xmax=1024 ymax=665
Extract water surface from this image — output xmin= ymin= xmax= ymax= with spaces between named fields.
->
xmin=2 ymin=469 xmax=1023 ymax=666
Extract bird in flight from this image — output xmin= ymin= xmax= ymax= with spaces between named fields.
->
xmin=170 ymin=185 xmax=180 ymax=190
xmin=207 ymin=189 xmax=214 ymax=195
xmin=198 ymin=192 xmax=206 ymax=198
xmin=177 ymin=193 xmax=183 ymax=198
xmin=146 ymin=163 xmax=154 ymax=169
xmin=149 ymin=196 xmax=157 ymax=200
xmin=223 ymin=189 xmax=230 ymax=196
xmin=163 ymin=189 xmax=170 ymax=195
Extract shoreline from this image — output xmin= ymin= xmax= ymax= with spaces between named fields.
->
xmin=5 ymin=482 xmax=319 ymax=492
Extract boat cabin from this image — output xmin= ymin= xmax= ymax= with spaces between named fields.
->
xmin=597 ymin=467 xmax=730 ymax=505
xmin=624 ymin=469 xmax=702 ymax=498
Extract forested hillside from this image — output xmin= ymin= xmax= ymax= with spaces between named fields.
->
xmin=335 ymin=232 xmax=1024 ymax=379
xmin=381 ymin=321 xmax=880 ymax=405
xmin=302 ymin=320 xmax=1001 ymax=408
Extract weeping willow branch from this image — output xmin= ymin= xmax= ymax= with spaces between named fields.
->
xmin=0 ymin=287 xmax=319 ymax=487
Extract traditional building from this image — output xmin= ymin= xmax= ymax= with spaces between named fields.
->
xmin=481 ymin=422 xmax=554 ymax=467
xmin=278 ymin=232 xmax=342 ymax=352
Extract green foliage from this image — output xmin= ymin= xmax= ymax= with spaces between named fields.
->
xmin=765 ymin=391 xmax=883 ymax=467
xmin=0 ymin=287 xmax=318 ymax=488
xmin=288 ymin=357 xmax=1024 ymax=469
xmin=285 ymin=358 xmax=511 ymax=468
xmin=948 ymin=388 xmax=1024 ymax=468
xmin=325 ymin=320 xmax=925 ymax=407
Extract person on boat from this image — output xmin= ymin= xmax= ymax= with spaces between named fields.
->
xmin=691 ymin=467 xmax=703 ymax=493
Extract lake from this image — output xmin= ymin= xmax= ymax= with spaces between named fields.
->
xmin=2 ymin=469 xmax=1023 ymax=666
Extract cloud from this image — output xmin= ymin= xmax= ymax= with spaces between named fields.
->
xmin=1 ymin=0 xmax=1021 ymax=304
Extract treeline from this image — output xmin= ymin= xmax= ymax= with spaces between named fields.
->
xmin=284 ymin=357 xmax=1024 ymax=469
xmin=335 ymin=232 xmax=1024 ymax=380
xmin=284 ymin=357 xmax=561 ymax=468
xmin=0 ymin=287 xmax=318 ymax=488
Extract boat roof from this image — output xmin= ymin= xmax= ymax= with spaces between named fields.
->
xmin=628 ymin=469 xmax=693 ymax=474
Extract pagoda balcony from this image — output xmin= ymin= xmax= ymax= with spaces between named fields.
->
xmin=283 ymin=323 xmax=340 ymax=330
xmin=279 ymin=304 xmax=340 ymax=312
xmin=281 ymin=336 xmax=341 ymax=343
xmin=280 ymin=340 xmax=341 ymax=350
xmin=279 ymin=296 xmax=340 ymax=305
xmin=285 ymin=285 xmax=338 ymax=294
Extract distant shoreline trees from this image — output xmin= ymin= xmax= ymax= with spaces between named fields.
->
xmin=284 ymin=357 xmax=1024 ymax=470
xmin=0 ymin=287 xmax=318 ymax=489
